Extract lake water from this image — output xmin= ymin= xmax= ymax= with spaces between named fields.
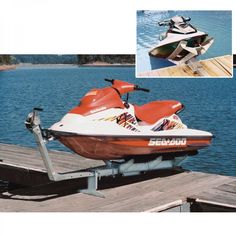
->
xmin=136 ymin=10 xmax=232 ymax=73
xmin=0 ymin=66 xmax=236 ymax=177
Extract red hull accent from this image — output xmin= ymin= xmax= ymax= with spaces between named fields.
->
xmin=56 ymin=135 xmax=212 ymax=160
xmin=134 ymin=101 xmax=183 ymax=124
xmin=69 ymin=80 xmax=137 ymax=116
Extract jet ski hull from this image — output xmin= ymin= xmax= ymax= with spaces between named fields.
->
xmin=51 ymin=131 xmax=212 ymax=160
xmin=149 ymin=34 xmax=212 ymax=59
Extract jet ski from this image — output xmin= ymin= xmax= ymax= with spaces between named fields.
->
xmin=149 ymin=15 xmax=214 ymax=72
xmin=26 ymin=79 xmax=213 ymax=162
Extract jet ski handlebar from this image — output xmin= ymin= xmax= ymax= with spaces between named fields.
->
xmin=104 ymin=78 xmax=150 ymax=93
xmin=104 ymin=78 xmax=114 ymax=84
xmin=158 ymin=16 xmax=191 ymax=26
xmin=134 ymin=85 xmax=150 ymax=92
xmin=158 ymin=20 xmax=171 ymax=26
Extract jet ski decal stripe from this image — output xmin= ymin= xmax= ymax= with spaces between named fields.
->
xmin=96 ymin=112 xmax=140 ymax=132
xmin=50 ymin=130 xmax=212 ymax=141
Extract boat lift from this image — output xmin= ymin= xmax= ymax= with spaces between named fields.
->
xmin=26 ymin=108 xmax=186 ymax=197
xmin=168 ymin=37 xmax=214 ymax=75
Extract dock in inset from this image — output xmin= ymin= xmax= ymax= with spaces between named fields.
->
xmin=0 ymin=143 xmax=236 ymax=212
xmin=138 ymin=55 xmax=233 ymax=77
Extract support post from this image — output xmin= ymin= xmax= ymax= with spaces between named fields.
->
xmin=32 ymin=126 xmax=60 ymax=181
xmin=80 ymin=172 xmax=105 ymax=198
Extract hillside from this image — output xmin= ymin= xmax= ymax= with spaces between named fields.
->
xmin=0 ymin=55 xmax=12 ymax=65
xmin=13 ymin=55 xmax=78 ymax=64
xmin=0 ymin=55 xmax=135 ymax=65
xmin=77 ymin=55 xmax=135 ymax=65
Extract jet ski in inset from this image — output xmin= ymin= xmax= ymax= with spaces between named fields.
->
xmin=149 ymin=15 xmax=214 ymax=73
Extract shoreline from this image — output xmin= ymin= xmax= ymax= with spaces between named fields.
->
xmin=78 ymin=61 xmax=134 ymax=67
xmin=79 ymin=63 xmax=134 ymax=67
xmin=17 ymin=63 xmax=78 ymax=68
xmin=0 ymin=64 xmax=17 ymax=71
xmin=15 ymin=62 xmax=135 ymax=69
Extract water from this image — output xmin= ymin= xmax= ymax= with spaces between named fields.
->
xmin=0 ymin=66 xmax=236 ymax=177
xmin=136 ymin=11 xmax=232 ymax=73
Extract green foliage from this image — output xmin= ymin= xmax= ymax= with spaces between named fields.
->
xmin=78 ymin=55 xmax=135 ymax=64
xmin=0 ymin=55 xmax=12 ymax=65
xmin=13 ymin=55 xmax=78 ymax=64
xmin=0 ymin=54 xmax=135 ymax=65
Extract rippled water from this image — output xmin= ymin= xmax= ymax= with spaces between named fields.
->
xmin=136 ymin=10 xmax=232 ymax=73
xmin=0 ymin=66 xmax=236 ymax=176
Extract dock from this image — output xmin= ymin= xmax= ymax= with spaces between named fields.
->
xmin=138 ymin=55 xmax=233 ymax=77
xmin=0 ymin=143 xmax=236 ymax=212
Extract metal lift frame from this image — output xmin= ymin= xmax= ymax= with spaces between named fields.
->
xmin=167 ymin=37 xmax=214 ymax=75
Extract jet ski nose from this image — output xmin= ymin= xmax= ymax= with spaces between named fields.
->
xmin=50 ymin=121 xmax=64 ymax=130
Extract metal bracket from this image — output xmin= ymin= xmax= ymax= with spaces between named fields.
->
xmin=79 ymin=173 xmax=105 ymax=198
xmin=32 ymin=125 xmax=93 ymax=181
xmin=167 ymin=40 xmax=210 ymax=75
xmin=31 ymin=124 xmax=105 ymax=197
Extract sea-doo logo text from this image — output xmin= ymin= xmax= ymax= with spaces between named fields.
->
xmin=148 ymin=138 xmax=187 ymax=146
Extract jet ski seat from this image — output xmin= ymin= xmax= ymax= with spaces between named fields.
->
xmin=134 ymin=100 xmax=184 ymax=124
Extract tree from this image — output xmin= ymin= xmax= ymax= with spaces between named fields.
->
xmin=0 ymin=55 xmax=12 ymax=65
xmin=77 ymin=55 xmax=135 ymax=65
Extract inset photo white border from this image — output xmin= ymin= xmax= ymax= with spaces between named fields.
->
xmin=136 ymin=10 xmax=233 ymax=78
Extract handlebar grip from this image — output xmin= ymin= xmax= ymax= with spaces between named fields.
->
xmin=104 ymin=78 xmax=114 ymax=84
xmin=139 ymin=88 xmax=150 ymax=92
xmin=134 ymin=85 xmax=150 ymax=92
xmin=158 ymin=20 xmax=170 ymax=26
xmin=33 ymin=107 xmax=43 ymax=112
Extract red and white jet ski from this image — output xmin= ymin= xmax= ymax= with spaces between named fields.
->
xmin=27 ymin=79 xmax=212 ymax=161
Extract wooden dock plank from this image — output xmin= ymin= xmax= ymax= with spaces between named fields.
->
xmin=194 ymin=189 xmax=236 ymax=208
xmin=1 ymin=143 xmax=236 ymax=212
xmin=0 ymin=172 xmax=184 ymax=211
xmin=188 ymin=179 xmax=236 ymax=210
xmin=216 ymin=56 xmax=232 ymax=72
xmin=200 ymin=59 xmax=229 ymax=77
xmin=0 ymin=143 xmax=103 ymax=185
xmin=0 ymin=143 xmax=102 ymax=170
xmin=0 ymin=170 xmax=234 ymax=212
xmin=138 ymin=55 xmax=233 ymax=77
xmin=216 ymin=181 xmax=236 ymax=194
xmin=145 ymin=199 xmax=183 ymax=212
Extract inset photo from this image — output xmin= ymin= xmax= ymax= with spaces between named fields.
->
xmin=136 ymin=10 xmax=233 ymax=78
